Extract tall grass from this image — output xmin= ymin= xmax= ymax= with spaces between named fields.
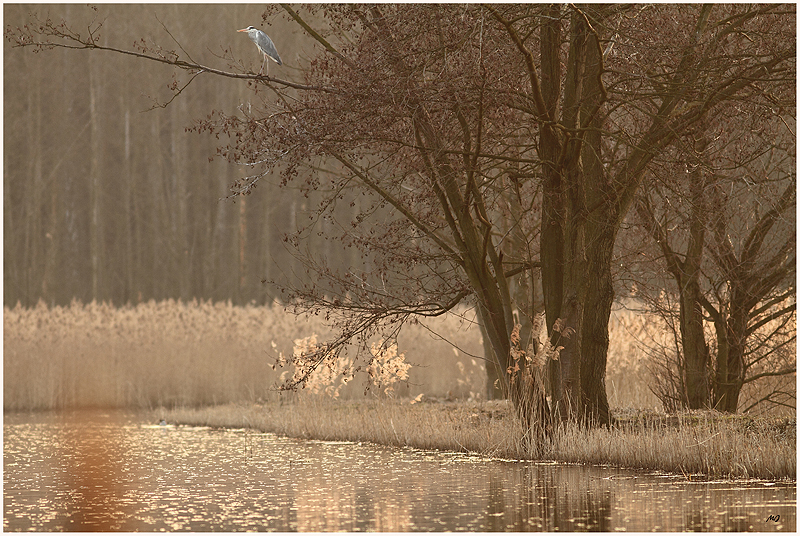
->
xmin=3 ymin=298 xmax=663 ymax=411
xmin=3 ymin=299 xmax=485 ymax=410
xmin=553 ymin=411 xmax=796 ymax=480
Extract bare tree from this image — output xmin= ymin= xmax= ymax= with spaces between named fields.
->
xmin=490 ymin=4 xmax=794 ymax=423
xmin=634 ymin=104 xmax=795 ymax=412
xmin=706 ymin=159 xmax=795 ymax=412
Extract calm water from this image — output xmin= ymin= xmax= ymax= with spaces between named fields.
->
xmin=3 ymin=410 xmax=795 ymax=532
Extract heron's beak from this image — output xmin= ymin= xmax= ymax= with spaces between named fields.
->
xmin=237 ymin=28 xmax=248 ymax=32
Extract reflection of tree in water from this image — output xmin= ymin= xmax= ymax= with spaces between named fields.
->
xmin=534 ymin=465 xmax=612 ymax=531
xmin=486 ymin=475 xmax=507 ymax=531
xmin=480 ymin=464 xmax=613 ymax=531
xmin=352 ymin=488 xmax=373 ymax=532
xmin=59 ymin=412 xmax=133 ymax=531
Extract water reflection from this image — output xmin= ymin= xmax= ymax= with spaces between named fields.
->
xmin=4 ymin=410 xmax=795 ymax=531
xmin=59 ymin=411 xmax=132 ymax=530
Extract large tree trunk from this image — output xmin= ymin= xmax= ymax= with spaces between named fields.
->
xmin=540 ymin=7 xmax=612 ymax=426
xmin=580 ymin=222 xmax=614 ymax=425
xmin=538 ymin=3 xmax=566 ymax=421
xmin=712 ymin=288 xmax=748 ymax=412
xmin=555 ymin=163 xmax=588 ymax=421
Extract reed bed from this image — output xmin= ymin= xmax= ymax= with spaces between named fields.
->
xmin=554 ymin=412 xmax=796 ymax=481
xmin=3 ymin=299 xmax=485 ymax=410
xmin=3 ymin=299 xmax=659 ymax=411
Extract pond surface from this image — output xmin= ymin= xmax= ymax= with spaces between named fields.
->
xmin=3 ymin=410 xmax=795 ymax=531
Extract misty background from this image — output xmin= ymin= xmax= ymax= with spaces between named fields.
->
xmin=4 ymin=4 xmax=367 ymax=307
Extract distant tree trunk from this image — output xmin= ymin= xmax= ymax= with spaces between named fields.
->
xmin=259 ymin=194 xmax=273 ymax=304
xmin=88 ymin=53 xmax=102 ymax=302
xmin=209 ymin=189 xmax=228 ymax=301
xmin=238 ymin=195 xmax=247 ymax=304
xmin=43 ymin=173 xmax=59 ymax=305
xmin=151 ymin=114 xmax=168 ymax=299
xmin=123 ymin=107 xmax=135 ymax=303
xmin=635 ymin=140 xmax=712 ymax=410
xmin=26 ymin=50 xmax=45 ymax=306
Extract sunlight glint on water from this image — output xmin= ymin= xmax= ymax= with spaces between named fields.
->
xmin=3 ymin=410 xmax=795 ymax=531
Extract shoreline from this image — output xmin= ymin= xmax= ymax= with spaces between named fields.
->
xmin=158 ymin=398 xmax=796 ymax=482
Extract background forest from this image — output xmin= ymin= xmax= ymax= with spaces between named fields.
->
xmin=4 ymin=4 xmax=345 ymax=306
xmin=4 ymin=4 xmax=796 ymax=416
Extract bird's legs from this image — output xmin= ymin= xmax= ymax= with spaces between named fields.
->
xmin=258 ymin=55 xmax=269 ymax=76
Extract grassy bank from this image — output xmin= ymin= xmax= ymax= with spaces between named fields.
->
xmin=159 ymin=398 xmax=796 ymax=481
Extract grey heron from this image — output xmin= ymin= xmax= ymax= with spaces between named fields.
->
xmin=238 ymin=26 xmax=282 ymax=75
